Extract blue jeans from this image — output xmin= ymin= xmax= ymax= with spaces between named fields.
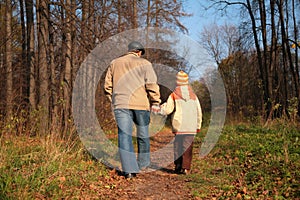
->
xmin=114 ymin=109 xmax=150 ymax=174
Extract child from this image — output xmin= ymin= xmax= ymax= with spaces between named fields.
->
xmin=160 ymin=71 xmax=202 ymax=174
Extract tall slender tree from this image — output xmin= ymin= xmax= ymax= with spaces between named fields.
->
xmin=291 ymin=0 xmax=300 ymax=117
xmin=5 ymin=0 xmax=13 ymax=121
xmin=63 ymin=0 xmax=73 ymax=134
xmin=25 ymin=0 xmax=36 ymax=110
xmin=37 ymin=0 xmax=50 ymax=133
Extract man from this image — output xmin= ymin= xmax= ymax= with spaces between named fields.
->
xmin=104 ymin=41 xmax=161 ymax=178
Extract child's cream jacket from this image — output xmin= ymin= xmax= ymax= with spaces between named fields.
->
xmin=160 ymin=85 xmax=202 ymax=134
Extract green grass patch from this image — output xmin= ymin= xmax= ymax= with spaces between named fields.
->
xmin=0 ymin=134 xmax=110 ymax=199
xmin=190 ymin=124 xmax=300 ymax=199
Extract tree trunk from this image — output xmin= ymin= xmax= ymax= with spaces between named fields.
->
xmin=145 ymin=0 xmax=151 ymax=58
xmin=25 ymin=0 xmax=36 ymax=110
xmin=63 ymin=0 xmax=73 ymax=134
xmin=19 ymin=0 xmax=27 ymax=108
xmin=5 ymin=0 xmax=13 ymax=121
xmin=246 ymin=0 xmax=269 ymax=119
xmin=155 ymin=0 xmax=159 ymax=27
xmin=87 ymin=0 xmax=94 ymax=49
xmin=283 ymin=0 xmax=299 ymax=114
xmin=258 ymin=0 xmax=273 ymax=119
xmin=49 ymin=2 xmax=57 ymax=134
xmin=132 ymin=0 xmax=138 ymax=29
xmin=117 ymin=0 xmax=122 ymax=32
xmin=278 ymin=0 xmax=297 ymax=117
xmin=291 ymin=0 xmax=300 ymax=117
xmin=146 ymin=0 xmax=151 ymax=27
xmin=269 ymin=0 xmax=279 ymax=119
xmin=37 ymin=0 xmax=50 ymax=134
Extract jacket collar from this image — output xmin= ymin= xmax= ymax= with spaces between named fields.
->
xmin=127 ymin=52 xmax=140 ymax=57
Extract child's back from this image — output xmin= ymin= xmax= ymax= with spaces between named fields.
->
xmin=160 ymin=71 xmax=203 ymax=174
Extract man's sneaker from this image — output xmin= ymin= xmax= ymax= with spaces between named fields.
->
xmin=139 ymin=166 xmax=152 ymax=173
xmin=124 ymin=173 xmax=137 ymax=179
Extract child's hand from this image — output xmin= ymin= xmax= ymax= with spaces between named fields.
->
xmin=151 ymin=105 xmax=161 ymax=114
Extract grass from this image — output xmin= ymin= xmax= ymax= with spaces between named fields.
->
xmin=189 ymin=123 xmax=300 ymax=199
xmin=0 ymin=122 xmax=299 ymax=199
xmin=0 ymin=134 xmax=110 ymax=199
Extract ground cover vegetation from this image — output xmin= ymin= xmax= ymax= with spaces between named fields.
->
xmin=1 ymin=120 xmax=299 ymax=199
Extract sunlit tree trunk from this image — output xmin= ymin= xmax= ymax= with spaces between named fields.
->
xmin=81 ymin=0 xmax=89 ymax=56
xmin=63 ymin=0 xmax=72 ymax=134
xmin=49 ymin=2 xmax=58 ymax=134
xmin=5 ymin=0 xmax=13 ymax=121
xmin=145 ymin=0 xmax=151 ymax=58
xmin=70 ymin=0 xmax=76 ymax=116
xmin=37 ymin=0 xmax=50 ymax=134
xmin=132 ymin=0 xmax=137 ymax=29
xmin=146 ymin=0 xmax=151 ymax=28
xmin=25 ymin=0 xmax=36 ymax=110
xmin=117 ymin=0 xmax=122 ymax=32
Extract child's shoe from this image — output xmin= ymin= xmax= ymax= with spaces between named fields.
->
xmin=181 ymin=169 xmax=190 ymax=175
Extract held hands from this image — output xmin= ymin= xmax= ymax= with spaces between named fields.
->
xmin=151 ymin=104 xmax=161 ymax=114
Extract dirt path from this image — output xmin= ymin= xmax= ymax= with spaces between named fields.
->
xmin=99 ymin=129 xmax=196 ymax=200
xmin=103 ymin=167 xmax=194 ymax=200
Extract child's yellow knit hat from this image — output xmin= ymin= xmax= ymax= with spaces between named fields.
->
xmin=176 ymin=70 xmax=189 ymax=85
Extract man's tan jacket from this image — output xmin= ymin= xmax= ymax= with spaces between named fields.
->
xmin=104 ymin=53 xmax=161 ymax=110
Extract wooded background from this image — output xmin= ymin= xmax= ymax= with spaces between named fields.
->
xmin=1 ymin=0 xmax=299 ymax=135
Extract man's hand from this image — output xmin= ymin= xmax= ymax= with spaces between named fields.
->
xmin=151 ymin=105 xmax=161 ymax=114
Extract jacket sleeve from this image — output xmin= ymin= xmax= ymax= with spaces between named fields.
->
xmin=196 ymin=97 xmax=203 ymax=130
xmin=144 ymin=64 xmax=161 ymax=105
xmin=104 ymin=64 xmax=113 ymax=102
xmin=145 ymin=83 xmax=161 ymax=105
xmin=160 ymin=94 xmax=175 ymax=115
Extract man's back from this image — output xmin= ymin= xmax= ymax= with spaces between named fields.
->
xmin=104 ymin=53 xmax=160 ymax=110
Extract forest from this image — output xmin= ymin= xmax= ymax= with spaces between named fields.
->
xmin=0 ymin=0 xmax=299 ymax=134
xmin=0 ymin=0 xmax=299 ymax=199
